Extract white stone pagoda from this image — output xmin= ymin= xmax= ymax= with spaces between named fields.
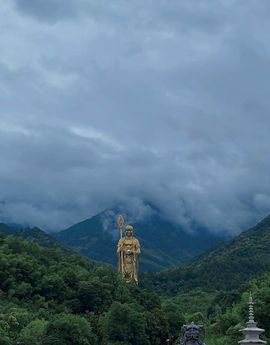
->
xmin=239 ymin=294 xmax=266 ymax=345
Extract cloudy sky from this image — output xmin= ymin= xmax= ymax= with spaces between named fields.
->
xmin=0 ymin=0 xmax=270 ymax=233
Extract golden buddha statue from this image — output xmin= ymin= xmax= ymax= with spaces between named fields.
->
xmin=117 ymin=216 xmax=141 ymax=285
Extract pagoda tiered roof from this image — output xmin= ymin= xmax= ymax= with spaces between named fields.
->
xmin=239 ymin=294 xmax=266 ymax=345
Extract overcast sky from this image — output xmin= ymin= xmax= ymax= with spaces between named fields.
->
xmin=0 ymin=0 xmax=270 ymax=233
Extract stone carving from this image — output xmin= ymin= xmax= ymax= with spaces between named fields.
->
xmin=179 ymin=322 xmax=205 ymax=345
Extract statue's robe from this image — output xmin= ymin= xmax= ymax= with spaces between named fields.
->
xmin=117 ymin=236 xmax=141 ymax=284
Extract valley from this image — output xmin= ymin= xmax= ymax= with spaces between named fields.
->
xmin=0 ymin=212 xmax=269 ymax=344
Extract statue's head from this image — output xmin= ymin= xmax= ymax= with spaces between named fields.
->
xmin=125 ymin=225 xmax=134 ymax=237
xmin=181 ymin=322 xmax=204 ymax=345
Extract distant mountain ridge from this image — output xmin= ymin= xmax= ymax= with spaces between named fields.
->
xmin=142 ymin=212 xmax=270 ymax=292
xmin=54 ymin=205 xmax=226 ymax=271
xmin=0 ymin=223 xmax=68 ymax=251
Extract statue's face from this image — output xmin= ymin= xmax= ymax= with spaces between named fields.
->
xmin=185 ymin=326 xmax=200 ymax=341
xmin=126 ymin=230 xmax=133 ymax=237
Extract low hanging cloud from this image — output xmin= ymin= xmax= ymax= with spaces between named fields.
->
xmin=0 ymin=0 xmax=270 ymax=234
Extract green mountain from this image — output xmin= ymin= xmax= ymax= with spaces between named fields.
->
xmin=54 ymin=206 xmax=225 ymax=271
xmin=0 ymin=223 xmax=65 ymax=249
xmin=142 ymin=213 xmax=270 ymax=293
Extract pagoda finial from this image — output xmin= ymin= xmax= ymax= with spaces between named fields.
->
xmin=248 ymin=292 xmax=255 ymax=322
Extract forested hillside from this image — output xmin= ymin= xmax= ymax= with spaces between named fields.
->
xmin=1 ymin=213 xmax=270 ymax=344
xmin=138 ymin=213 xmax=270 ymax=344
xmin=161 ymin=274 xmax=270 ymax=345
xmin=0 ymin=223 xmax=63 ymax=250
xmin=142 ymin=213 xmax=270 ymax=294
xmin=0 ymin=232 xmax=172 ymax=344
xmin=0 ymin=232 xmax=270 ymax=345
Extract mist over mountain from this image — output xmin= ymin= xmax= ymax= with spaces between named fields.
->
xmin=1 ymin=1 xmax=270 ymax=236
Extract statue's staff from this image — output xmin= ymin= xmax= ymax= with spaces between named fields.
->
xmin=117 ymin=215 xmax=125 ymax=239
xmin=117 ymin=215 xmax=125 ymax=274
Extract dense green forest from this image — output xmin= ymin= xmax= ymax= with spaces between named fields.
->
xmin=140 ymin=214 xmax=270 ymax=344
xmin=1 ymin=215 xmax=270 ymax=344
xmin=142 ymin=214 xmax=270 ymax=294
xmin=0 ymin=232 xmax=171 ymax=344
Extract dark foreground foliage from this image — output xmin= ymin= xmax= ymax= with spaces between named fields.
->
xmin=0 ymin=233 xmax=170 ymax=344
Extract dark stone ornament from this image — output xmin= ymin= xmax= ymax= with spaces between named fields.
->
xmin=179 ymin=322 xmax=205 ymax=345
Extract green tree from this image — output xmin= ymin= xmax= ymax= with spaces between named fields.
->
xmin=75 ymin=279 xmax=113 ymax=314
xmin=145 ymin=309 xmax=168 ymax=345
xmin=18 ymin=319 xmax=48 ymax=345
xmin=101 ymin=302 xmax=149 ymax=345
xmin=163 ymin=303 xmax=185 ymax=340
xmin=0 ymin=335 xmax=12 ymax=345
xmin=41 ymin=314 xmax=97 ymax=345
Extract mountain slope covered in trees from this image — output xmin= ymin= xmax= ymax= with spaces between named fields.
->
xmin=0 ymin=217 xmax=270 ymax=344
xmin=54 ymin=206 xmax=225 ymax=271
xmin=142 ymin=213 xmax=270 ymax=294
xmin=0 ymin=223 xmax=63 ymax=249
xmin=142 ymin=213 xmax=270 ymax=344
xmin=0 ymin=232 xmax=172 ymax=345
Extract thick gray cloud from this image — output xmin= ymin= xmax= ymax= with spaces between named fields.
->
xmin=0 ymin=0 xmax=270 ymax=233
xmin=14 ymin=0 xmax=80 ymax=22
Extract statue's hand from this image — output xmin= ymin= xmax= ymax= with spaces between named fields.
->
xmin=117 ymin=245 xmax=123 ymax=253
